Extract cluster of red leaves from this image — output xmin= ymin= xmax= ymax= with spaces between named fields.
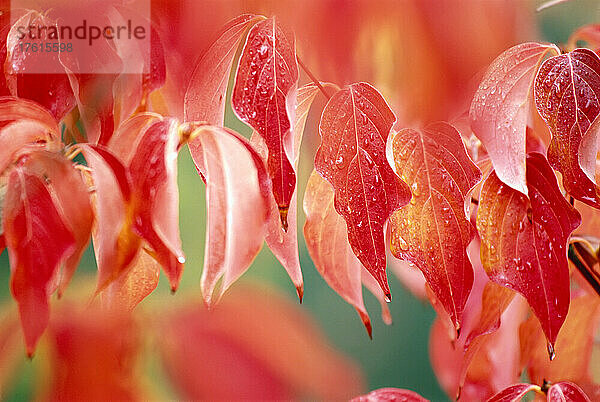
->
xmin=2 ymin=0 xmax=600 ymax=400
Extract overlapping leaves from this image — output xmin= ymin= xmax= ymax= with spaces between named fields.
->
xmin=315 ymin=82 xmax=411 ymax=299
xmin=389 ymin=122 xmax=481 ymax=330
xmin=477 ymin=153 xmax=581 ymax=346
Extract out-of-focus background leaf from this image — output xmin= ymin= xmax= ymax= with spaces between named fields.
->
xmin=1 ymin=0 xmax=599 ymax=400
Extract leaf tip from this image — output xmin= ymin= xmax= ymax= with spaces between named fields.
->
xmin=279 ymin=206 xmax=289 ymax=232
xmin=296 ymin=284 xmax=304 ymax=303
xmin=357 ymin=309 xmax=373 ymax=339
xmin=547 ymin=341 xmax=556 ymax=361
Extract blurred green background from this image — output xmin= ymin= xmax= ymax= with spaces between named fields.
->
xmin=1 ymin=1 xmax=600 ymax=401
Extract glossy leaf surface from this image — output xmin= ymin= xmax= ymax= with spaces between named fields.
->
xmin=252 ymin=83 xmax=325 ymax=300
xmin=189 ymin=126 xmax=270 ymax=306
xmin=315 ymin=82 xmax=410 ymax=298
xmin=470 ymin=42 xmax=559 ymax=194
xmin=128 ymin=119 xmax=185 ymax=291
xmin=389 ymin=122 xmax=481 ymax=329
xmin=304 ymin=170 xmax=391 ymax=336
xmin=547 ymin=382 xmax=591 ymax=402
xmin=21 ymin=151 xmax=93 ymax=296
xmin=5 ymin=11 xmax=76 ymax=121
xmin=185 ymin=14 xmax=261 ymax=125
xmin=477 ymin=153 xmax=581 ymax=345
xmin=487 ymin=384 xmax=539 ymax=402
xmin=534 ymin=48 xmax=600 ymax=207
xmin=79 ymin=144 xmax=140 ymax=293
xmin=3 ymin=169 xmax=75 ymax=355
xmin=232 ymin=16 xmax=299 ymax=228
xmin=351 ymin=387 xmax=429 ymax=402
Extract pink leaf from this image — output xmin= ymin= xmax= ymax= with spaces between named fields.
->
xmin=304 ymin=170 xmax=391 ymax=337
xmin=184 ymin=14 xmax=261 ymax=125
xmin=251 ymin=83 xmax=326 ymax=300
xmin=470 ymin=42 xmax=559 ymax=194
xmin=351 ymin=387 xmax=429 ymax=402
xmin=128 ymin=118 xmax=185 ymax=291
xmin=548 ymin=382 xmax=592 ymax=402
xmin=188 ymin=125 xmax=271 ymax=306
xmin=78 ymin=144 xmax=140 ymax=293
xmin=20 ymin=151 xmax=93 ymax=296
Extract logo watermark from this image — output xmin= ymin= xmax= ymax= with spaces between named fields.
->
xmin=10 ymin=0 xmax=151 ymax=74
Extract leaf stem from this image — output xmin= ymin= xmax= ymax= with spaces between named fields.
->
xmin=297 ymin=55 xmax=332 ymax=100
xmin=568 ymin=242 xmax=600 ymax=298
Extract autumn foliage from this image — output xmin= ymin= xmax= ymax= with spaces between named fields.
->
xmin=1 ymin=0 xmax=600 ymax=400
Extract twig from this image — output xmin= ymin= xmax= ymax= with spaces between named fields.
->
xmin=297 ymin=55 xmax=332 ymax=100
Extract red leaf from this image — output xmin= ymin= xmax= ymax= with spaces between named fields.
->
xmin=187 ymin=125 xmax=270 ymax=306
xmin=19 ymin=151 xmax=93 ymax=296
xmin=232 ymin=16 xmax=299 ymax=229
xmin=2 ymin=168 xmax=75 ymax=355
xmin=470 ymin=42 xmax=559 ymax=194
xmin=548 ymin=382 xmax=592 ymax=402
xmin=351 ymin=387 xmax=429 ymax=402
xmin=304 ymin=170 xmax=392 ymax=337
xmin=389 ymin=122 xmax=481 ymax=329
xmin=487 ymin=384 xmax=540 ymax=402
xmin=252 ymin=83 xmax=328 ymax=300
xmin=534 ymin=48 xmax=600 ymax=208
xmin=184 ymin=14 xmax=261 ymax=125
xmin=477 ymin=153 xmax=581 ymax=346
xmin=79 ymin=144 xmax=140 ymax=293
xmin=5 ymin=11 xmax=75 ymax=120
xmin=128 ymin=119 xmax=185 ymax=291
xmin=315 ymin=82 xmax=410 ymax=298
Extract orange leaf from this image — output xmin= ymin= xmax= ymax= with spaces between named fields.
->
xmin=519 ymin=294 xmax=600 ymax=388
xmin=41 ymin=305 xmax=143 ymax=401
xmin=304 ymin=170 xmax=391 ymax=337
xmin=389 ymin=122 xmax=481 ymax=329
xmin=79 ymin=144 xmax=140 ymax=293
xmin=477 ymin=153 xmax=581 ymax=346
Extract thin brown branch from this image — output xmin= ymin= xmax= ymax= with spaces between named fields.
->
xmin=297 ymin=55 xmax=332 ymax=100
